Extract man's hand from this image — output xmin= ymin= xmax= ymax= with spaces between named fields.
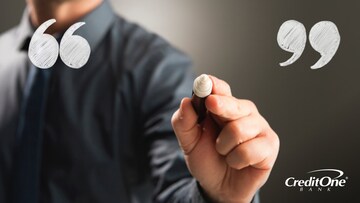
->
xmin=171 ymin=75 xmax=280 ymax=203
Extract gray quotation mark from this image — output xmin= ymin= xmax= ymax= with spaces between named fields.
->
xmin=28 ymin=19 xmax=91 ymax=69
xmin=277 ymin=20 xmax=340 ymax=69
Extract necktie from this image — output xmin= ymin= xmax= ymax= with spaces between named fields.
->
xmin=12 ymin=65 xmax=52 ymax=203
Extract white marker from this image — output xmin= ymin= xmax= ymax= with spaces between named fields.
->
xmin=192 ymin=74 xmax=213 ymax=123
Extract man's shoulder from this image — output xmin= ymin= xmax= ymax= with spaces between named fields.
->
xmin=0 ymin=26 xmax=27 ymax=69
xmin=118 ymin=16 xmax=168 ymax=50
xmin=0 ymin=26 xmax=19 ymax=52
xmin=111 ymin=16 xmax=193 ymax=102
xmin=114 ymin=15 xmax=189 ymax=68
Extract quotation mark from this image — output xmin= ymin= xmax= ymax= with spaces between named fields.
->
xmin=277 ymin=20 xmax=340 ymax=69
xmin=28 ymin=19 xmax=91 ymax=69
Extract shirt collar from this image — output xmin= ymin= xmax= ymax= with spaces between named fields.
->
xmin=16 ymin=0 xmax=116 ymax=52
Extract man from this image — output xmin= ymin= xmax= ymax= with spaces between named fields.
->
xmin=0 ymin=0 xmax=279 ymax=202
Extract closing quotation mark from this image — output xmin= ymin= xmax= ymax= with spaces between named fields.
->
xmin=277 ymin=20 xmax=340 ymax=69
xmin=28 ymin=19 xmax=91 ymax=69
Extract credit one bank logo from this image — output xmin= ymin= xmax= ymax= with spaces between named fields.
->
xmin=285 ymin=169 xmax=348 ymax=192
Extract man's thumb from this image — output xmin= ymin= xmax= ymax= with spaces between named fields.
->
xmin=171 ymin=98 xmax=201 ymax=155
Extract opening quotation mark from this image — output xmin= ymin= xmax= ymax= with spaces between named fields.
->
xmin=28 ymin=19 xmax=91 ymax=69
xmin=277 ymin=20 xmax=340 ymax=69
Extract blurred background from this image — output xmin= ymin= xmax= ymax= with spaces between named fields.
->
xmin=1 ymin=0 xmax=359 ymax=202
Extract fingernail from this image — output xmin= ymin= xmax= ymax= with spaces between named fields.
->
xmin=179 ymin=98 xmax=185 ymax=120
xmin=179 ymin=108 xmax=184 ymax=120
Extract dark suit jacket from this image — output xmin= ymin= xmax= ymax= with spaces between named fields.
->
xmin=0 ymin=1 xmax=259 ymax=203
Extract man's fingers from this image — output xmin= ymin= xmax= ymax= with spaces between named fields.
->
xmin=206 ymin=95 xmax=257 ymax=122
xmin=225 ymin=133 xmax=279 ymax=170
xmin=171 ymin=98 xmax=201 ymax=155
xmin=209 ymin=75 xmax=232 ymax=97
xmin=215 ymin=115 xmax=266 ymax=156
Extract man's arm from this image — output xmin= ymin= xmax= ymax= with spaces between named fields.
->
xmin=171 ymin=75 xmax=279 ymax=203
xmin=122 ymin=20 xmax=271 ymax=201
xmin=137 ymin=42 xmax=207 ymax=202
xmin=136 ymin=44 xmax=263 ymax=202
